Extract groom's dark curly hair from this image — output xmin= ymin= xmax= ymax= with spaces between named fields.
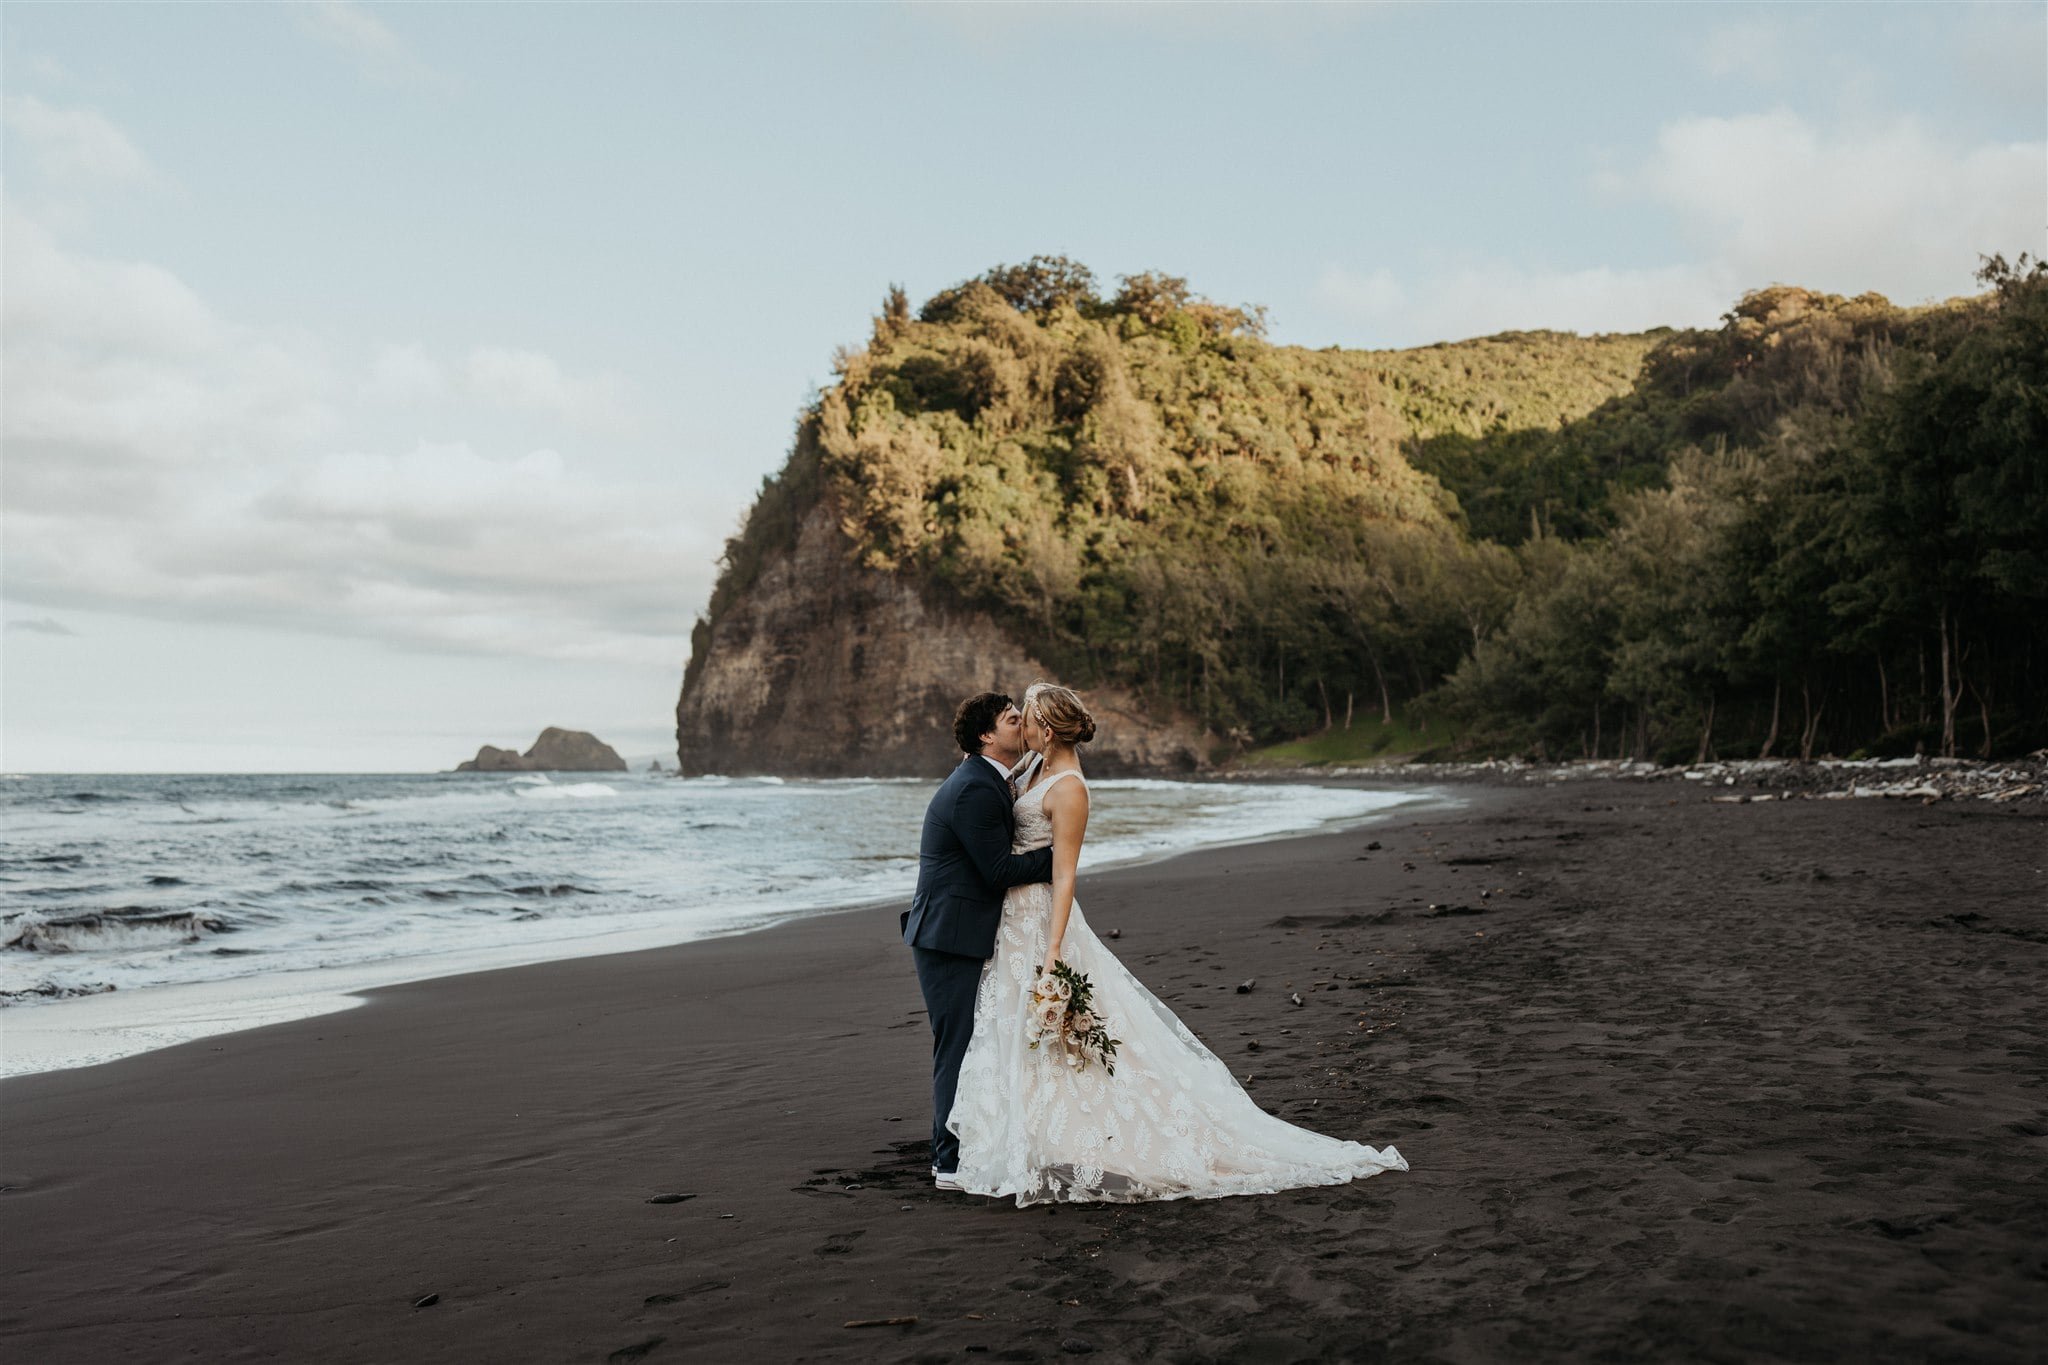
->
xmin=953 ymin=691 xmax=1014 ymax=756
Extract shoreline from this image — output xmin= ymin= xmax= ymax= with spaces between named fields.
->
xmin=1233 ymin=751 xmax=2048 ymax=801
xmin=3 ymin=778 xmax=2040 ymax=1362
xmin=0 ymin=781 xmax=1461 ymax=1079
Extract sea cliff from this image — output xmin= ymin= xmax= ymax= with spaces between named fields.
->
xmin=674 ymin=504 xmax=1208 ymax=776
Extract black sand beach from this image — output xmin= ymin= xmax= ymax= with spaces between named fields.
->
xmin=2 ymin=781 xmax=2043 ymax=1363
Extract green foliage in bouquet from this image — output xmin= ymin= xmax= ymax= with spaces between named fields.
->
xmin=1032 ymin=960 xmax=1121 ymax=1076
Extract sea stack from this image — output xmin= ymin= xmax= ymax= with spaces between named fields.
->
xmin=455 ymin=728 xmax=627 ymax=773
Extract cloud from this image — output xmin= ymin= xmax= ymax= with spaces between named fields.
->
xmin=2 ymin=208 xmax=715 ymax=668
xmin=1 ymin=208 xmax=335 ymax=520
xmin=361 ymin=342 xmax=630 ymax=430
xmin=2 ymin=94 xmax=157 ymax=190
xmin=6 ymin=617 xmax=78 ymax=637
xmin=1629 ymin=110 xmax=2044 ymax=304
xmin=1321 ymin=107 xmax=2044 ymax=345
xmin=1698 ymin=16 xmax=1795 ymax=82
xmin=464 ymin=347 xmax=632 ymax=431
xmin=366 ymin=341 xmax=446 ymax=402
xmin=296 ymin=2 xmax=449 ymax=90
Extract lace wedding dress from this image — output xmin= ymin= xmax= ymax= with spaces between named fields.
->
xmin=949 ymin=769 xmax=1408 ymax=1205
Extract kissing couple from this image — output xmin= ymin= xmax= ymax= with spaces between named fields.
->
xmin=901 ymin=682 xmax=1408 ymax=1205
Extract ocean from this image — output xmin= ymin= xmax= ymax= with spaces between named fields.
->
xmin=0 ymin=770 xmax=1437 ymax=1075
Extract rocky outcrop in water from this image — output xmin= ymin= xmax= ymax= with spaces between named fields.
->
xmin=674 ymin=506 xmax=1210 ymax=778
xmin=455 ymin=728 xmax=627 ymax=773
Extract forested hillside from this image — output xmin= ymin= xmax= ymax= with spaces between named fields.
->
xmin=1437 ymin=259 xmax=2046 ymax=762
xmin=689 ymin=256 xmax=2045 ymax=767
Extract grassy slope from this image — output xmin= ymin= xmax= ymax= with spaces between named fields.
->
xmin=1233 ymin=703 xmax=1441 ymax=768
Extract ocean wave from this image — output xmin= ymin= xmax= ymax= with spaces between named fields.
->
xmin=164 ymin=804 xmax=239 ymax=824
xmin=0 ymin=853 xmax=86 ymax=869
xmin=161 ymin=788 xmax=535 ymax=822
xmin=514 ymin=783 xmax=617 ymax=800
xmin=283 ymin=878 xmax=390 ymax=893
xmin=348 ymin=852 xmax=465 ymax=873
xmin=13 ymin=883 xmax=118 ymax=899
xmin=5 ymin=909 xmax=233 ymax=954
xmin=1 ymin=981 xmax=118 ymax=1003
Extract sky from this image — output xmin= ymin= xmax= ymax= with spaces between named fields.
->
xmin=2 ymin=2 xmax=2042 ymax=772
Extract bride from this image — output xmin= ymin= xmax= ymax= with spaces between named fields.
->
xmin=948 ymin=682 xmax=1408 ymax=1205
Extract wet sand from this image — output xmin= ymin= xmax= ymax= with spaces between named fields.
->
xmin=2 ymin=781 xmax=2042 ymax=1363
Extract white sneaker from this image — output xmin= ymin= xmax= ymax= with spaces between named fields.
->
xmin=932 ymin=1170 xmax=964 ymax=1192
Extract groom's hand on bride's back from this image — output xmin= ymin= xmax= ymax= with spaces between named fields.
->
xmin=953 ymin=776 xmax=1053 ymax=890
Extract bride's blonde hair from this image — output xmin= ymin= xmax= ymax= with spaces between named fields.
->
xmin=1023 ymin=681 xmax=1096 ymax=746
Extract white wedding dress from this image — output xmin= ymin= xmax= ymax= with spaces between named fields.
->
xmin=949 ymin=768 xmax=1408 ymax=1205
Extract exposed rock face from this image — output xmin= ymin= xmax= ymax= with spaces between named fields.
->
xmin=461 ymin=745 xmax=528 ymax=773
xmin=676 ymin=506 xmax=1211 ymax=777
xmin=455 ymin=728 xmax=627 ymax=773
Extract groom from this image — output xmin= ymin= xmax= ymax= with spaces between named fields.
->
xmin=901 ymin=691 xmax=1054 ymax=1189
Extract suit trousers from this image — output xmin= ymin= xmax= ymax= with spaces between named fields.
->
xmin=911 ymin=945 xmax=986 ymax=1175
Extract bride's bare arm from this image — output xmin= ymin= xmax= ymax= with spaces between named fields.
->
xmin=1039 ymin=780 xmax=1090 ymax=974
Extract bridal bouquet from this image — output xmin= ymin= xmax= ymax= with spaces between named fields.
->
xmin=1028 ymin=961 xmax=1122 ymax=1075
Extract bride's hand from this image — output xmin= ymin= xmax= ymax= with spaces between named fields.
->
xmin=1039 ymin=950 xmax=1061 ymax=980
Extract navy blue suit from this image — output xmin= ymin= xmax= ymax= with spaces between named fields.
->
xmin=902 ymin=754 xmax=1054 ymax=1174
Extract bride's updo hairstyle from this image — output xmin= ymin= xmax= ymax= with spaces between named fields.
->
xmin=1024 ymin=682 xmax=1096 ymax=747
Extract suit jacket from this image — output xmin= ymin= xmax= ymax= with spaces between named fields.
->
xmin=900 ymin=754 xmax=1055 ymax=959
